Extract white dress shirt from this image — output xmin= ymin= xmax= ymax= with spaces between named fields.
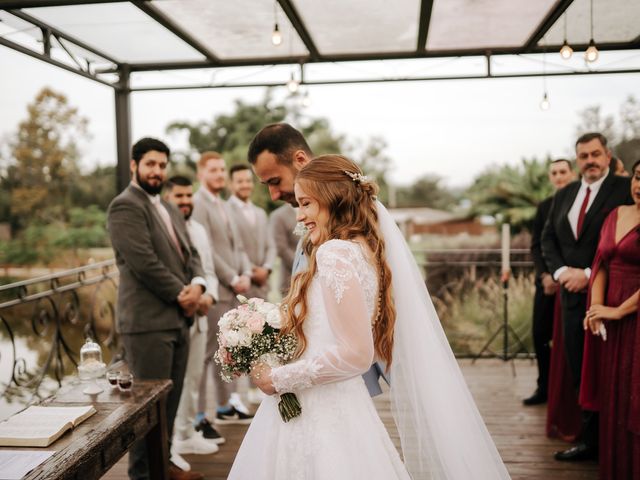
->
xmin=229 ymin=195 xmax=256 ymax=226
xmin=187 ymin=219 xmax=220 ymax=332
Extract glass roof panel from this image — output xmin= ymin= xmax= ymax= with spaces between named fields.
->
xmin=294 ymin=0 xmax=420 ymax=55
xmin=540 ymin=0 xmax=640 ymax=46
xmin=426 ymin=0 xmax=558 ymax=51
xmin=151 ymin=0 xmax=308 ymax=60
xmin=23 ymin=3 xmax=206 ymax=63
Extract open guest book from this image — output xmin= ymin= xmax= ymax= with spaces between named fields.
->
xmin=0 ymin=405 xmax=96 ymax=447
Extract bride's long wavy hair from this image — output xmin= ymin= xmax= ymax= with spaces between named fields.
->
xmin=280 ymin=154 xmax=396 ymax=369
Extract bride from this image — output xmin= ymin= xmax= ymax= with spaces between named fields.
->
xmin=228 ymin=155 xmax=510 ymax=479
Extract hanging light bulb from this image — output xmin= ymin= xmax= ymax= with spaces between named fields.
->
xmin=540 ymin=92 xmax=550 ymax=111
xmin=585 ymin=39 xmax=599 ymax=62
xmin=301 ymin=90 xmax=311 ymax=107
xmin=559 ymin=14 xmax=572 ymax=59
xmin=584 ymin=0 xmax=598 ymax=63
xmin=286 ymin=73 xmax=299 ymax=93
xmin=560 ymin=41 xmax=573 ymax=59
xmin=271 ymin=23 xmax=282 ymax=46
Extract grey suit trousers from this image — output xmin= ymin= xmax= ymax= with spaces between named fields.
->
xmin=121 ymin=326 xmax=189 ymax=480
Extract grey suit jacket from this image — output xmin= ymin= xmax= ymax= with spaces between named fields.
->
xmin=227 ymin=197 xmax=276 ymax=299
xmin=192 ymin=188 xmax=252 ymax=302
xmin=107 ymin=184 xmax=205 ymax=334
xmin=268 ymin=204 xmax=298 ymax=294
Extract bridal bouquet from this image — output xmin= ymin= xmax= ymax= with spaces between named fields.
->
xmin=214 ymin=295 xmax=302 ymax=422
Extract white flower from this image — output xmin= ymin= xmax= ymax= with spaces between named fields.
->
xmin=293 ymin=222 xmax=308 ymax=237
xmin=266 ymin=308 xmax=282 ymax=329
xmin=237 ymin=327 xmax=253 ymax=347
xmin=236 ymin=294 xmax=248 ymax=304
xmin=224 ymin=330 xmax=240 ymax=347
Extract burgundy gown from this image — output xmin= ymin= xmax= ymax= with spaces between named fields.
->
xmin=580 ymin=208 xmax=640 ymax=480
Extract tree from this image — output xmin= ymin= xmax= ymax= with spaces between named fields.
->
xmin=465 ymin=157 xmax=552 ymax=232
xmin=396 ymin=174 xmax=458 ymax=210
xmin=2 ymin=87 xmax=89 ymax=231
xmin=166 ymin=90 xmax=346 ymax=211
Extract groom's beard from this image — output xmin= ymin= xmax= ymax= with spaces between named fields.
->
xmin=136 ymin=169 xmax=164 ymax=195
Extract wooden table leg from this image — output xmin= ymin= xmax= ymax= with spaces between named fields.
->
xmin=146 ymin=395 xmax=169 ymax=480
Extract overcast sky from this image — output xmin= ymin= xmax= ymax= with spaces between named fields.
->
xmin=2 ymin=46 xmax=639 ymax=188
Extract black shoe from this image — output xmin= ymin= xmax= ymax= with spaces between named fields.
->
xmin=554 ymin=444 xmax=597 ymax=461
xmin=522 ymin=389 xmax=547 ymax=406
xmin=214 ymin=406 xmax=254 ymax=425
xmin=194 ymin=418 xmax=226 ymax=444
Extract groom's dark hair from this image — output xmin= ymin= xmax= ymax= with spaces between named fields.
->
xmin=248 ymin=123 xmax=313 ymax=166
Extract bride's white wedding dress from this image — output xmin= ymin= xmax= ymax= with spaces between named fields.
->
xmin=228 ymin=239 xmax=410 ymax=479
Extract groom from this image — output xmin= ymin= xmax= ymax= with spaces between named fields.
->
xmin=247 ymin=123 xmax=388 ymax=396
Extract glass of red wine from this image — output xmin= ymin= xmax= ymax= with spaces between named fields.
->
xmin=117 ymin=372 xmax=134 ymax=392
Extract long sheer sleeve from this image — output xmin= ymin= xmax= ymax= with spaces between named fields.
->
xmin=271 ymin=240 xmax=375 ymax=393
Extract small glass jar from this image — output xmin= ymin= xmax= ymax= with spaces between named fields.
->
xmin=78 ymin=338 xmax=106 ymax=381
xmin=117 ymin=372 xmax=133 ymax=392
xmin=106 ymin=370 xmax=120 ymax=388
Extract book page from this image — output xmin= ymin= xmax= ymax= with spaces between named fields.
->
xmin=0 ymin=450 xmax=55 ymax=479
xmin=0 ymin=405 xmax=96 ymax=447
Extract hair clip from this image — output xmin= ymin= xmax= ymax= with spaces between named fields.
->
xmin=343 ymin=170 xmax=369 ymax=184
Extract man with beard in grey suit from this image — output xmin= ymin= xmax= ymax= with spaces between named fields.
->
xmin=107 ymin=137 xmax=207 ymax=480
xmin=227 ymin=163 xmax=276 ymax=300
xmin=268 ymin=203 xmax=298 ymax=295
xmin=192 ymin=152 xmax=254 ymax=440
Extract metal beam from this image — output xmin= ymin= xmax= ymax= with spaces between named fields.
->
xmin=0 ymin=0 xmax=129 ymax=7
xmin=129 ymin=68 xmax=640 ymax=92
xmin=0 ymin=35 xmax=115 ymax=87
xmin=9 ymin=9 xmax=119 ymax=64
xmin=125 ymin=41 xmax=640 ymax=72
xmin=416 ymin=0 xmax=434 ymax=52
xmin=115 ymin=64 xmax=131 ymax=193
xmin=132 ymin=1 xmax=220 ymax=64
xmin=522 ymin=0 xmax=575 ymax=52
xmin=276 ymin=0 xmax=321 ymax=61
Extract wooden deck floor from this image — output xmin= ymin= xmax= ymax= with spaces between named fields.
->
xmin=102 ymin=360 xmax=597 ymax=479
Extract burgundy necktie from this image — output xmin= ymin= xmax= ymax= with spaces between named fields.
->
xmin=576 ymin=186 xmax=591 ymax=237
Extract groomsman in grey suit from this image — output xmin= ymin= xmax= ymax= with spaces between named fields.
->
xmin=268 ymin=203 xmax=298 ymax=295
xmin=248 ymin=123 xmax=389 ymax=397
xmin=227 ymin=164 xmax=276 ymax=300
xmin=107 ymin=137 xmax=206 ymax=480
xmin=192 ymin=151 xmax=254 ymax=434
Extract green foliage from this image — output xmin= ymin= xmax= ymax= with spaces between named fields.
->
xmin=396 ymin=174 xmax=458 ymax=210
xmin=465 ymin=157 xmax=552 ymax=232
xmin=52 ymin=206 xmax=109 ymax=250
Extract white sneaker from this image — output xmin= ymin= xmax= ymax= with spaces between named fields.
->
xmin=247 ymin=388 xmax=266 ymax=405
xmin=229 ymin=392 xmax=250 ymax=415
xmin=173 ymin=435 xmax=220 ymax=455
xmin=170 ymin=452 xmax=190 ymax=471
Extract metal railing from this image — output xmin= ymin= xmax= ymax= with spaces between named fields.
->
xmin=0 ymin=260 xmax=120 ymax=408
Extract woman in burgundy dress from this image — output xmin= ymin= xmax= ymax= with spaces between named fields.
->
xmin=581 ymin=159 xmax=640 ymax=479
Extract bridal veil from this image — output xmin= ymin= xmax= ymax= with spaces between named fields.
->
xmin=377 ymin=202 xmax=511 ymax=480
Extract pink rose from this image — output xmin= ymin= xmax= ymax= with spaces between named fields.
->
xmin=247 ymin=313 xmax=266 ymax=333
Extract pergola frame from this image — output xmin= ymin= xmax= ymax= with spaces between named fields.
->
xmin=1 ymin=0 xmax=639 ymax=190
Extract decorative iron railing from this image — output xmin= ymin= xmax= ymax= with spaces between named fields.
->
xmin=0 ymin=260 xmax=120 ymax=415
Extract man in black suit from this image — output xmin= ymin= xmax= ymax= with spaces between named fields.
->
xmin=523 ymin=159 xmax=575 ymax=406
xmin=542 ymin=132 xmax=633 ymax=461
xmin=108 ymin=138 xmax=207 ymax=480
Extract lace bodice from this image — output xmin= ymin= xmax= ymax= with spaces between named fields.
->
xmin=271 ymin=239 xmax=379 ymax=393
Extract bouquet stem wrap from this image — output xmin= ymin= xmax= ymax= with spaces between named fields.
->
xmin=277 ymin=392 xmax=301 ymax=422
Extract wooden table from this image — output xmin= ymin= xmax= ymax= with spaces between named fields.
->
xmin=13 ymin=379 xmax=172 ymax=480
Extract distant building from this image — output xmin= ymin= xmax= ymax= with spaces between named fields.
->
xmin=388 ymin=208 xmax=491 ymax=238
